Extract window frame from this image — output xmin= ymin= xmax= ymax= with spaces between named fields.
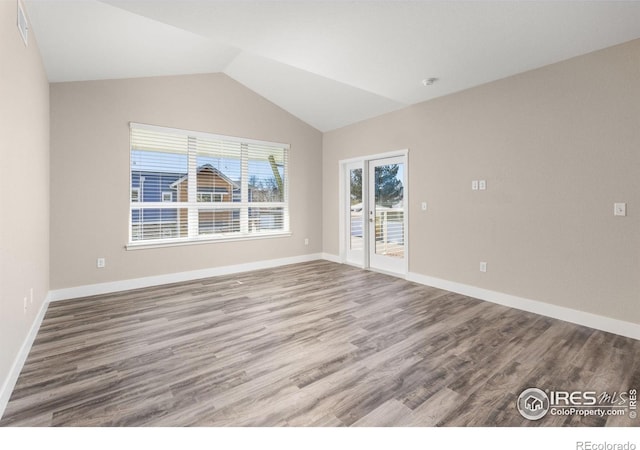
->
xmin=161 ymin=191 xmax=173 ymax=203
xmin=128 ymin=122 xmax=290 ymax=249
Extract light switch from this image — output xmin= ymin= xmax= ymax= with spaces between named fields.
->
xmin=421 ymin=202 xmax=427 ymax=211
xmin=614 ymin=203 xmax=627 ymax=217
xmin=472 ymin=180 xmax=479 ymax=191
xmin=479 ymin=180 xmax=486 ymax=190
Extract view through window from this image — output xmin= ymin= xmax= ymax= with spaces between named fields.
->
xmin=129 ymin=123 xmax=289 ymax=245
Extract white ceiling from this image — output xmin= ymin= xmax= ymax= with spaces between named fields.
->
xmin=24 ymin=0 xmax=640 ymax=131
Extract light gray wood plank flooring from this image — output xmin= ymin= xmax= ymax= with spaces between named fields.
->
xmin=2 ymin=261 xmax=639 ymax=427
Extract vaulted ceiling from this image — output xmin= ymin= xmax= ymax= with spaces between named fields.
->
xmin=24 ymin=1 xmax=640 ymax=131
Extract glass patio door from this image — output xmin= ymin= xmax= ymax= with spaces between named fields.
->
xmin=345 ymin=162 xmax=365 ymax=266
xmin=368 ymin=156 xmax=406 ymax=274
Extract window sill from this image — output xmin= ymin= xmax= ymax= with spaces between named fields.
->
xmin=126 ymin=231 xmax=293 ymax=251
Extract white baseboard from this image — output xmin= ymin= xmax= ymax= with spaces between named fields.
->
xmin=0 ymin=293 xmax=51 ymax=420
xmin=49 ymin=253 xmax=324 ymax=302
xmin=321 ymin=253 xmax=342 ymax=264
xmin=406 ymin=272 xmax=640 ymax=341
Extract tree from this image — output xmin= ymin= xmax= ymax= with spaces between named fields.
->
xmin=248 ymin=175 xmax=281 ymax=202
xmin=248 ymin=175 xmax=261 ymax=189
xmin=375 ymin=164 xmax=403 ymax=207
xmin=350 ymin=169 xmax=362 ymax=205
xmin=265 ymin=177 xmax=281 ymax=202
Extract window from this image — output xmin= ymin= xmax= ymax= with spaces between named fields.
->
xmin=129 ymin=123 xmax=289 ymax=246
xmin=196 ymin=192 xmax=225 ymax=203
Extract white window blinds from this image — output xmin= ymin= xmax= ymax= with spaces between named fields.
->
xmin=129 ymin=123 xmax=289 ymax=245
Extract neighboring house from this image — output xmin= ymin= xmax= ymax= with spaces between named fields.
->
xmin=170 ymin=164 xmax=241 ymax=235
xmin=170 ymin=164 xmax=240 ymax=203
xmin=132 ymin=164 xmax=281 ymax=240
xmin=131 ymin=170 xmax=183 ymax=240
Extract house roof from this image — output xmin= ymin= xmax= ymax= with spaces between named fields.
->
xmin=169 ymin=164 xmax=239 ymax=190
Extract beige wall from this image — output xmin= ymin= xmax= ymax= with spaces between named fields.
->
xmin=323 ymin=39 xmax=640 ymax=324
xmin=0 ymin=0 xmax=50 ymax=401
xmin=50 ymin=73 xmax=322 ymax=289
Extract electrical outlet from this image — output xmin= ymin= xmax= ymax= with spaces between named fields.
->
xmin=479 ymin=261 xmax=487 ymax=273
xmin=97 ymin=257 xmax=106 ymax=268
xmin=304 ymin=238 xmax=309 ymax=246
xmin=479 ymin=180 xmax=486 ymax=190
xmin=472 ymin=180 xmax=479 ymax=191
xmin=614 ymin=203 xmax=626 ymax=217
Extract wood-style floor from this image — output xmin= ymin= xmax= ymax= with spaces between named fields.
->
xmin=2 ymin=261 xmax=639 ymax=427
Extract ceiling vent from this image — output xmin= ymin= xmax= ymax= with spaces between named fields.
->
xmin=17 ymin=1 xmax=28 ymax=46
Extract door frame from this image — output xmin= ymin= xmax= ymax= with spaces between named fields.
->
xmin=338 ymin=149 xmax=409 ymax=275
